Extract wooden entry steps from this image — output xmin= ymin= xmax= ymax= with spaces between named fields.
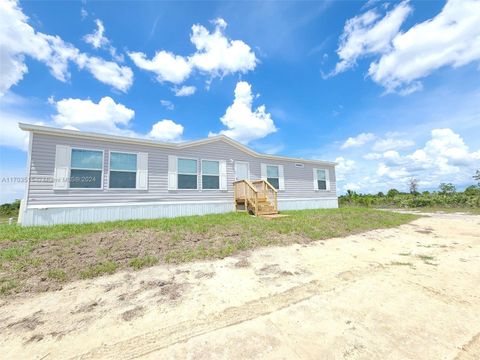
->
xmin=233 ymin=179 xmax=279 ymax=216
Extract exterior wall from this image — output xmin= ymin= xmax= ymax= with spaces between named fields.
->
xmin=27 ymin=132 xmax=337 ymax=206
xmin=21 ymin=131 xmax=338 ymax=225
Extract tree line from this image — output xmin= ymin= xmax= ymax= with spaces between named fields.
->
xmin=340 ymin=170 xmax=480 ymax=209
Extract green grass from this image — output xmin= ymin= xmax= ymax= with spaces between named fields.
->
xmin=130 ymin=255 xmax=159 ymax=270
xmin=47 ymin=268 xmax=67 ymax=281
xmin=0 ymin=279 xmax=17 ymax=295
xmin=80 ymin=261 xmax=118 ymax=279
xmin=0 ymin=215 xmax=16 ymax=225
xmin=0 ymin=207 xmax=418 ymax=243
xmin=0 ymin=208 xmax=419 ymax=296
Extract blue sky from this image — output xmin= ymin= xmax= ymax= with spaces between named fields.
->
xmin=1 ymin=0 xmax=480 ymax=202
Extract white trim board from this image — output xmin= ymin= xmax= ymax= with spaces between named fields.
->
xmin=27 ymin=199 xmax=233 ymax=209
xmin=27 ymin=197 xmax=338 ymax=209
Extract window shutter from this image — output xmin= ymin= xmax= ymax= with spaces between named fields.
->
xmin=325 ymin=168 xmax=331 ymax=191
xmin=53 ymin=145 xmax=70 ymax=190
xmin=313 ymin=168 xmax=318 ymax=190
xmin=260 ymin=163 xmax=267 ymax=180
xmin=168 ymin=155 xmax=177 ymax=190
xmin=219 ymin=160 xmax=227 ymax=190
xmin=136 ymin=152 xmax=148 ymax=190
xmin=278 ymin=165 xmax=285 ymax=190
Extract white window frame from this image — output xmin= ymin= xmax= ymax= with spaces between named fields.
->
xmin=69 ymin=147 xmax=104 ymax=190
xmin=265 ymin=164 xmax=280 ymax=190
xmin=314 ymin=168 xmax=330 ymax=191
xmin=201 ymin=159 xmax=220 ymax=191
xmin=107 ymin=150 xmax=138 ymax=190
xmin=177 ymin=157 xmax=199 ymax=190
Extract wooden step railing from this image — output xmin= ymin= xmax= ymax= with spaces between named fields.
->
xmin=233 ymin=179 xmax=278 ymax=216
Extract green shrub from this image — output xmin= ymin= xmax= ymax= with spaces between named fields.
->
xmin=340 ymin=186 xmax=480 ymax=210
xmin=0 ymin=200 xmax=20 ymax=217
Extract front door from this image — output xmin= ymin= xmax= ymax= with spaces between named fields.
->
xmin=235 ymin=161 xmax=249 ymax=181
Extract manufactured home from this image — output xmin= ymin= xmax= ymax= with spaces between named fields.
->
xmin=18 ymin=123 xmax=338 ymax=226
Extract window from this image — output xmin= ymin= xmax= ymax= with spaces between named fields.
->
xmin=109 ymin=152 xmax=137 ymax=188
xmin=317 ymin=169 xmax=327 ymax=190
xmin=178 ymin=158 xmax=197 ymax=189
xmin=202 ymin=160 xmax=219 ymax=189
xmin=70 ymin=148 xmax=103 ymax=188
xmin=267 ymin=165 xmax=280 ymax=189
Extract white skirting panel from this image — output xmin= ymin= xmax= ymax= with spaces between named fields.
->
xmin=21 ymin=197 xmax=338 ymax=226
xmin=278 ymin=197 xmax=338 ymax=211
xmin=22 ymin=201 xmax=235 ymax=226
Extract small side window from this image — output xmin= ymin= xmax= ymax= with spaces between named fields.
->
xmin=317 ymin=169 xmax=327 ymax=190
xmin=266 ymin=165 xmax=280 ymax=189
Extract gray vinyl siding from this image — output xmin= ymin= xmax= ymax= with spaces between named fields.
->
xmin=27 ymin=132 xmax=337 ymax=206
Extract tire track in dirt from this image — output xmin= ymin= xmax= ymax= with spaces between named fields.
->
xmin=454 ymin=333 xmax=480 ymax=360
xmin=71 ymin=239 xmax=479 ymax=360
xmin=72 ymin=265 xmax=383 ymax=360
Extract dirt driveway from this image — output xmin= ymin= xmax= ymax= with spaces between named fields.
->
xmin=1 ymin=212 xmax=479 ymax=360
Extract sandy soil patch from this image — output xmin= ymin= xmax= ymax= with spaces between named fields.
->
xmin=0 ymin=212 xmax=479 ymax=359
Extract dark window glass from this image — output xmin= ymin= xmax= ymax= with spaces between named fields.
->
xmin=70 ymin=169 xmax=102 ymax=188
xmin=202 ymin=175 xmax=219 ymax=189
xmin=267 ymin=177 xmax=279 ymax=189
xmin=318 ymin=180 xmax=327 ymax=190
xmin=110 ymin=152 xmax=136 ymax=171
xmin=109 ymin=171 xmax=136 ymax=188
xmin=71 ymin=149 xmax=103 ymax=169
xmin=178 ymin=174 xmax=197 ymax=189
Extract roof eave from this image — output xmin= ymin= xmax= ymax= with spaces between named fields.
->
xmin=18 ymin=123 xmax=336 ymax=166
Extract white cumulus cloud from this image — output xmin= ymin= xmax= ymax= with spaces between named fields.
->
xmin=128 ymin=18 xmax=257 ymax=87
xmin=335 ymin=156 xmax=356 ymax=181
xmin=83 ymin=18 xmax=123 ymax=62
xmin=189 ymin=18 xmax=257 ymax=77
xmin=83 ymin=19 xmax=109 ymax=49
xmin=372 ymin=137 xmax=414 ymax=152
xmin=173 ymin=85 xmax=196 ymax=97
xmin=52 ymin=96 xmax=135 ymax=135
xmin=369 ymin=0 xmax=480 ymax=93
xmin=160 ymin=99 xmax=174 ymax=110
xmin=332 ymin=0 xmax=480 ymax=94
xmin=211 ymin=81 xmax=276 ymax=144
xmin=367 ymin=128 xmax=480 ymax=185
xmin=129 ymin=51 xmax=192 ymax=84
xmin=341 ymin=132 xmax=375 ymax=149
xmin=0 ymin=0 xmax=133 ymax=94
xmin=76 ymin=55 xmax=133 ymax=92
xmin=148 ymin=119 xmax=184 ymax=142
xmin=334 ymin=1 xmax=412 ymax=74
